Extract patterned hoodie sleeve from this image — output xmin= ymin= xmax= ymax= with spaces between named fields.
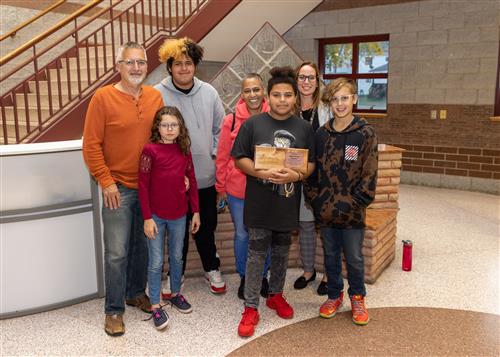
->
xmin=352 ymin=126 xmax=378 ymax=207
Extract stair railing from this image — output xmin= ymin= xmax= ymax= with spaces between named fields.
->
xmin=0 ymin=0 xmax=207 ymax=144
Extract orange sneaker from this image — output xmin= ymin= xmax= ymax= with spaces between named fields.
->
xmin=350 ymin=295 xmax=369 ymax=325
xmin=266 ymin=292 xmax=294 ymax=319
xmin=238 ymin=307 xmax=259 ymax=337
xmin=319 ymin=292 xmax=344 ymax=318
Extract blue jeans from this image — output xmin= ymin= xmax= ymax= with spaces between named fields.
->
xmin=227 ymin=194 xmax=270 ymax=278
xmin=321 ymin=227 xmax=366 ymax=299
xmin=147 ymin=215 xmax=186 ymax=305
xmin=102 ymin=184 xmax=148 ymax=315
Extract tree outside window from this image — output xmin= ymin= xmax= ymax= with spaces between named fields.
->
xmin=319 ymin=34 xmax=389 ymax=113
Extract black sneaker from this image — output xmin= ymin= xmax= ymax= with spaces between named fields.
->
xmin=238 ymin=276 xmax=245 ymax=300
xmin=170 ymin=294 xmax=193 ymax=313
xmin=260 ymin=277 xmax=269 ymax=298
xmin=151 ymin=307 xmax=169 ymax=330
xmin=317 ymin=280 xmax=328 ymax=296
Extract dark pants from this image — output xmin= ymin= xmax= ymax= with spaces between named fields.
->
xmin=181 ymin=185 xmax=220 ymax=273
xmin=244 ymin=228 xmax=291 ymax=309
xmin=321 ymin=227 xmax=366 ymax=299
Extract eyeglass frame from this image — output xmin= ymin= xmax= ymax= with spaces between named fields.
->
xmin=158 ymin=123 xmax=179 ymax=130
xmin=297 ymin=74 xmax=317 ymax=82
xmin=118 ymin=59 xmax=148 ymax=67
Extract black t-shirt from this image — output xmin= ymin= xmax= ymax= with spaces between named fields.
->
xmin=231 ymin=113 xmax=315 ymax=232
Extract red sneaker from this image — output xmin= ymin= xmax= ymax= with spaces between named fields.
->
xmin=319 ymin=292 xmax=344 ymax=319
xmin=238 ymin=307 xmax=259 ymax=337
xmin=266 ymin=292 xmax=294 ymax=319
xmin=350 ymin=295 xmax=369 ymax=325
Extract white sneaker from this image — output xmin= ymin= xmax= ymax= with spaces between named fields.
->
xmin=205 ymin=269 xmax=226 ymax=294
xmin=161 ymin=275 xmax=185 ymax=300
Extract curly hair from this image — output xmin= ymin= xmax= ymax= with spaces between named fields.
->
xmin=150 ymin=106 xmax=191 ymax=155
xmin=158 ymin=37 xmax=204 ymax=75
xmin=322 ymin=77 xmax=357 ymax=105
xmin=295 ymin=61 xmax=321 ymax=110
xmin=267 ymin=66 xmax=298 ymax=96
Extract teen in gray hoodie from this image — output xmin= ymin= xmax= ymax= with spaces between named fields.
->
xmin=154 ymin=38 xmax=226 ymax=295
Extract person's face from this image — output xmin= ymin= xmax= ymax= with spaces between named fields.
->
xmin=158 ymin=114 xmax=180 ymax=143
xmin=330 ymin=86 xmax=357 ymax=121
xmin=170 ymin=54 xmax=196 ymax=89
xmin=241 ymin=78 xmax=265 ymax=113
xmin=116 ymin=48 xmax=147 ymax=87
xmin=268 ymin=83 xmax=296 ymax=120
xmin=297 ymin=65 xmax=318 ymax=98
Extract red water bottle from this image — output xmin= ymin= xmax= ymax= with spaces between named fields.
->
xmin=402 ymin=240 xmax=412 ymax=271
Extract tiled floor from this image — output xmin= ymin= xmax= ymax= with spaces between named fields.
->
xmin=1 ymin=184 xmax=499 ymax=356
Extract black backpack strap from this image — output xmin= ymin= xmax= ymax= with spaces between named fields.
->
xmin=230 ymin=112 xmax=236 ymax=132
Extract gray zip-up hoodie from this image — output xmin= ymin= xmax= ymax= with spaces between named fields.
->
xmin=154 ymin=76 xmax=224 ymax=189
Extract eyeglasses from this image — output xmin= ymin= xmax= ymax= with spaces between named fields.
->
xmin=297 ymin=74 xmax=316 ymax=82
xmin=332 ymin=94 xmax=355 ymax=104
xmin=118 ymin=59 xmax=147 ymax=67
xmin=159 ymin=123 xmax=179 ymax=130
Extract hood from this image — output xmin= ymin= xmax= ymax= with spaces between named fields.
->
xmin=235 ymin=97 xmax=269 ymax=120
xmin=158 ymin=76 xmax=203 ymax=96
xmin=325 ymin=115 xmax=366 ymax=134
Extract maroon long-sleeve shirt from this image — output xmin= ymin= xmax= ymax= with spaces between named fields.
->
xmin=138 ymin=143 xmax=199 ymax=220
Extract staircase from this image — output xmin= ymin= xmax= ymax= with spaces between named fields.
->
xmin=0 ymin=0 xmax=241 ymax=144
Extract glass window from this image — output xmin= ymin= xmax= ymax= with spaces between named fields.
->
xmin=319 ymin=34 xmax=390 ymax=114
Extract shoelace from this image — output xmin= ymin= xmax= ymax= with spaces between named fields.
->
xmin=351 ymin=298 xmax=366 ymax=316
xmin=143 ymin=304 xmax=168 ymax=322
xmin=323 ymin=298 xmax=341 ymax=310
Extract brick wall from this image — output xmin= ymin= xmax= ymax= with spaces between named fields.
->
xmin=284 ymin=0 xmax=500 ymax=193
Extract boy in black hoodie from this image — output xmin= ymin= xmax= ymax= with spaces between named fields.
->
xmin=304 ymin=78 xmax=378 ymax=325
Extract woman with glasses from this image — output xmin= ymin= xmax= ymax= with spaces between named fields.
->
xmin=293 ymin=62 xmax=330 ymax=295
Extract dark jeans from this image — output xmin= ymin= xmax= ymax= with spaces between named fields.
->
xmin=321 ymin=227 xmax=366 ymax=299
xmin=181 ymin=185 xmax=220 ymax=273
xmin=244 ymin=228 xmax=291 ymax=309
xmin=102 ymin=184 xmax=148 ymax=315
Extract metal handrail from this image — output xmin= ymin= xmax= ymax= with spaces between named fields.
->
xmin=0 ymin=0 xmax=214 ymax=144
xmin=0 ymin=0 xmax=103 ymax=66
xmin=0 ymin=0 xmax=67 ymax=42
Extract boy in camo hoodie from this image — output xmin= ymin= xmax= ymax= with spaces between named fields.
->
xmin=304 ymin=77 xmax=378 ymax=325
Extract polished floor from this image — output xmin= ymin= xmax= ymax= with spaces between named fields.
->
xmin=1 ymin=184 xmax=499 ymax=356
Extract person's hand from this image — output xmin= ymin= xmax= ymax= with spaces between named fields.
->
xmin=268 ymin=168 xmax=300 ymax=184
xmin=144 ymin=219 xmax=158 ymax=240
xmin=103 ymin=183 xmax=120 ymax=209
xmin=184 ymin=176 xmax=190 ymax=191
xmin=191 ymin=212 xmax=201 ymax=234
xmin=217 ymin=192 xmax=227 ymax=203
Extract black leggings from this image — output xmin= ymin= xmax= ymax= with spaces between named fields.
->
xmin=181 ymin=185 xmax=220 ymax=273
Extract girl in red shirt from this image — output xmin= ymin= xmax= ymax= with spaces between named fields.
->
xmin=139 ymin=106 xmax=200 ymax=330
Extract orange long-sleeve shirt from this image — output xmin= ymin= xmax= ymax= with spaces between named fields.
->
xmin=82 ymin=84 xmax=164 ymax=189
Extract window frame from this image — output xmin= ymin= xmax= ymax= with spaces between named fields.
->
xmin=494 ymin=42 xmax=500 ymax=117
xmin=318 ymin=34 xmax=390 ymax=114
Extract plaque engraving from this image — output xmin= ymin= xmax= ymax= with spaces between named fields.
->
xmin=254 ymin=146 xmax=308 ymax=173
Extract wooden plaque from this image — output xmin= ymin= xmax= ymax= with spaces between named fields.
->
xmin=254 ymin=145 xmax=308 ymax=173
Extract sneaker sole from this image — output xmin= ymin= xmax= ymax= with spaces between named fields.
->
xmin=319 ymin=311 xmax=337 ymax=319
xmin=238 ymin=328 xmax=255 ymax=338
xmin=206 ymin=279 xmax=226 ymax=294
xmin=155 ymin=320 xmax=169 ymax=330
xmin=352 ymin=317 xmax=370 ymax=325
